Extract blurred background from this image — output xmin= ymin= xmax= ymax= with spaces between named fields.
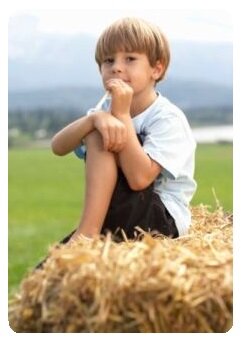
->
xmin=8 ymin=9 xmax=232 ymax=145
xmin=8 ymin=9 xmax=233 ymax=294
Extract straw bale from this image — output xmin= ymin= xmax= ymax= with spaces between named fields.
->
xmin=9 ymin=205 xmax=232 ymax=332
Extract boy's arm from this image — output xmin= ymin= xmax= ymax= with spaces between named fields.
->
xmin=51 ymin=115 xmax=95 ymax=156
xmin=106 ymin=78 xmax=162 ymax=190
xmin=117 ymin=115 xmax=162 ymax=190
xmin=52 ymin=111 xmax=127 ymax=156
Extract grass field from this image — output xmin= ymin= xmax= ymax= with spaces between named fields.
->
xmin=8 ymin=143 xmax=233 ymax=295
xmin=192 ymin=143 xmax=233 ymax=210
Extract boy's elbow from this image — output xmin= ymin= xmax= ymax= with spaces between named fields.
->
xmin=128 ymin=177 xmax=151 ymax=191
xmin=51 ymin=137 xmax=65 ymax=156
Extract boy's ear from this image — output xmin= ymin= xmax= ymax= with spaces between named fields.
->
xmin=152 ymin=61 xmax=163 ymax=80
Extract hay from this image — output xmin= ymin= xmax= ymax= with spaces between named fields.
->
xmin=9 ymin=205 xmax=233 ymax=333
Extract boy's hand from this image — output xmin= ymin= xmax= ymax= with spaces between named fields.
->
xmin=106 ymin=79 xmax=133 ymax=117
xmin=91 ymin=111 xmax=127 ymax=152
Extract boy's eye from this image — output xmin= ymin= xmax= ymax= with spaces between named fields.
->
xmin=126 ymin=56 xmax=136 ymax=62
xmin=103 ymin=57 xmax=114 ymax=64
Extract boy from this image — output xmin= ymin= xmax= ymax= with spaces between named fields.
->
xmin=52 ymin=17 xmax=197 ymax=243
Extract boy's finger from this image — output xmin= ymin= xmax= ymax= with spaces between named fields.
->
xmin=101 ymin=130 xmax=110 ymax=150
xmin=110 ymin=131 xmax=124 ymax=152
xmin=108 ymin=127 xmax=117 ymax=149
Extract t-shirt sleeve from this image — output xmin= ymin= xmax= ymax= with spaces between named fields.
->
xmin=143 ymin=115 xmax=195 ymax=179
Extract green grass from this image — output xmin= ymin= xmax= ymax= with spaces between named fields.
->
xmin=8 ymin=143 xmax=232 ymax=295
xmin=8 ymin=149 xmax=86 ymax=296
xmin=192 ymin=143 xmax=233 ymax=211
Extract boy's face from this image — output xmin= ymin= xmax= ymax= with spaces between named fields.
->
xmin=100 ymin=51 xmax=162 ymax=96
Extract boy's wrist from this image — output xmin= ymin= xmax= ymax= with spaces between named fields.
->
xmin=112 ymin=111 xmax=131 ymax=118
xmin=88 ymin=111 xmax=97 ymax=128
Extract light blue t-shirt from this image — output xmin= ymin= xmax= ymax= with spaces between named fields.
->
xmin=75 ymin=92 xmax=197 ymax=236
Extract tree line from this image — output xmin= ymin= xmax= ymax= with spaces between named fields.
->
xmin=8 ymin=108 xmax=83 ymax=147
xmin=9 ymin=105 xmax=232 ymax=148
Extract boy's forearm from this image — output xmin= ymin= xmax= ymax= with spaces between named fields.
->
xmin=116 ymin=115 xmax=161 ymax=190
xmin=51 ymin=115 xmax=94 ymax=156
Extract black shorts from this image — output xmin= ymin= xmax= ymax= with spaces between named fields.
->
xmin=100 ymin=168 xmax=178 ymax=241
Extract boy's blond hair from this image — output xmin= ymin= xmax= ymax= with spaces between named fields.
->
xmin=95 ymin=17 xmax=170 ymax=82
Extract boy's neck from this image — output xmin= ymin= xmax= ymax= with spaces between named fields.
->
xmin=130 ymin=89 xmax=158 ymax=117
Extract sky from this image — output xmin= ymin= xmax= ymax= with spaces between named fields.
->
xmin=9 ymin=9 xmax=232 ymax=43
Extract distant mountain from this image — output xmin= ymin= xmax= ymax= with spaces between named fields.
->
xmin=159 ymin=78 xmax=232 ymax=110
xmin=8 ymin=86 xmax=102 ymax=112
xmin=8 ymin=32 xmax=232 ymax=92
xmin=168 ymin=40 xmax=232 ymax=87
xmin=8 ymin=80 xmax=232 ymax=113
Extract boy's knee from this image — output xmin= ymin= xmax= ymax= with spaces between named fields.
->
xmin=85 ymin=131 xmax=119 ymax=168
xmin=85 ymin=130 xmax=102 ymax=148
xmin=85 ymin=131 xmax=117 ymax=162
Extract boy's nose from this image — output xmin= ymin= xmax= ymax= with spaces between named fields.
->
xmin=111 ymin=61 xmax=123 ymax=74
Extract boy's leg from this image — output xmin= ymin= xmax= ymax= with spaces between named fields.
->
xmin=70 ymin=130 xmax=118 ymax=240
xmin=35 ymin=131 xmax=117 ymax=268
